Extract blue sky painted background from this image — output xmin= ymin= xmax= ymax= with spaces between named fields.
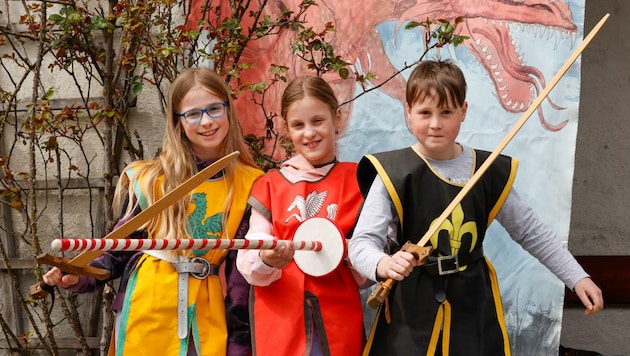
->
xmin=338 ymin=1 xmax=585 ymax=353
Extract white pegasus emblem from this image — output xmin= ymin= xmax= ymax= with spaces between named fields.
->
xmin=285 ymin=190 xmax=338 ymax=223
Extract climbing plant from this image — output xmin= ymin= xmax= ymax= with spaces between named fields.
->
xmin=0 ymin=0 xmax=467 ymax=353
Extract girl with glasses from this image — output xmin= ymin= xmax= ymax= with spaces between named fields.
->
xmin=43 ymin=67 xmax=263 ymax=355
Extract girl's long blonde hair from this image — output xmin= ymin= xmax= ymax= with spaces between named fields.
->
xmin=112 ymin=67 xmax=256 ymax=251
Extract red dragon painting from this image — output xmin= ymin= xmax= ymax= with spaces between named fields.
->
xmin=186 ymin=0 xmax=577 ymax=142
xmin=185 ymin=1 xmax=583 ymax=354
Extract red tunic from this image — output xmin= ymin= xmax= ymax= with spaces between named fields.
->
xmin=249 ymin=162 xmax=365 ymax=356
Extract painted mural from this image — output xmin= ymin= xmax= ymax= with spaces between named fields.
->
xmin=189 ymin=0 xmax=586 ymax=354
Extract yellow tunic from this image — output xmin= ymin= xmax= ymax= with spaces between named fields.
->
xmin=115 ymin=163 xmax=262 ymax=355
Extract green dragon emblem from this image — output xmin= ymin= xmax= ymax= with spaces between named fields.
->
xmin=186 ymin=192 xmax=223 ymax=256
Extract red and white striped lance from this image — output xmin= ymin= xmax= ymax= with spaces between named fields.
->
xmin=51 ymin=238 xmax=322 ymax=253
xmin=50 ymin=217 xmax=346 ymax=277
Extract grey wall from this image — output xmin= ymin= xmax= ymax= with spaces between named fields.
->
xmin=561 ymin=1 xmax=630 ymax=355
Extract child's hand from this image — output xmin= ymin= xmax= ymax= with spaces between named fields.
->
xmin=573 ymin=277 xmax=604 ymax=315
xmin=376 ymin=250 xmax=416 ymax=281
xmin=259 ymin=243 xmax=295 ymax=269
xmin=43 ymin=267 xmax=80 ymax=289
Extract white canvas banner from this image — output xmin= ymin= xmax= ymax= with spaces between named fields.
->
xmin=338 ymin=1 xmax=586 ymax=354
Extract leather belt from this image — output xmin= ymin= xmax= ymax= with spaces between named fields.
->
xmin=422 ymin=248 xmax=484 ymax=275
xmin=174 ymin=257 xmax=220 ymax=279
xmin=172 ymin=257 xmax=219 ymax=339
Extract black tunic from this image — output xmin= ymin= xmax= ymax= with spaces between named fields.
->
xmin=358 ymin=147 xmax=517 ymax=356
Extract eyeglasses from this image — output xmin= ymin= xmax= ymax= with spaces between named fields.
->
xmin=176 ymin=102 xmax=227 ymax=124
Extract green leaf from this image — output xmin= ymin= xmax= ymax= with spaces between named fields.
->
xmin=339 ymin=67 xmax=349 ymax=80
xmin=44 ymin=88 xmax=55 ymax=100
xmin=132 ymin=83 xmax=143 ymax=96
xmin=404 ymin=21 xmax=421 ymax=30
xmin=49 ymin=14 xmax=63 ymax=23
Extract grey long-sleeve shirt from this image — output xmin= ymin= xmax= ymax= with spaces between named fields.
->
xmin=348 ymin=145 xmax=588 ymax=290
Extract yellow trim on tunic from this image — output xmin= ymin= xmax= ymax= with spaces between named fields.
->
xmin=424 ymin=258 xmax=510 ymax=356
xmin=488 ymin=158 xmax=518 ymax=225
xmin=487 ymin=257 xmax=512 ymax=356
xmin=365 ymin=154 xmax=404 ymax=226
xmin=116 ymin=164 xmax=262 ymax=355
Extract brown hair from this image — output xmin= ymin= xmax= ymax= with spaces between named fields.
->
xmin=406 ymin=59 xmax=467 ymax=108
xmin=280 ymin=76 xmax=340 ymax=124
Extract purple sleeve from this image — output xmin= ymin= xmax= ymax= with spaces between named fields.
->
xmin=66 ymin=275 xmax=98 ymax=293
xmin=67 ymin=198 xmax=146 ymax=312
xmin=225 ymin=208 xmax=253 ymax=356
xmin=64 ymin=248 xmax=142 ymax=312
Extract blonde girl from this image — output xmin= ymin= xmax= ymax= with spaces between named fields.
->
xmin=44 ymin=67 xmax=263 ymax=356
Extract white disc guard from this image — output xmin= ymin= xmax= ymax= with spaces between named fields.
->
xmin=293 ymin=217 xmax=345 ymax=277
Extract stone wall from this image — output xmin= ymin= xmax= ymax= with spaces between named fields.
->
xmin=560 ymin=1 xmax=630 ymax=355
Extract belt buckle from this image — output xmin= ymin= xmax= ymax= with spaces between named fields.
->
xmin=190 ymin=257 xmax=211 ymax=280
xmin=437 ymin=255 xmax=459 ymax=275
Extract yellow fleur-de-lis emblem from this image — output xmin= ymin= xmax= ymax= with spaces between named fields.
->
xmin=429 ymin=204 xmax=478 ymax=270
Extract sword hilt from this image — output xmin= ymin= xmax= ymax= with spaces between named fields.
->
xmin=366 ymin=242 xmax=432 ymax=308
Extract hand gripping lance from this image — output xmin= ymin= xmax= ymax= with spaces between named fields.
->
xmin=30 ymin=151 xmax=240 ymax=299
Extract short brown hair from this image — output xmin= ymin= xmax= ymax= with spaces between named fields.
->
xmin=406 ymin=60 xmax=467 ymax=108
